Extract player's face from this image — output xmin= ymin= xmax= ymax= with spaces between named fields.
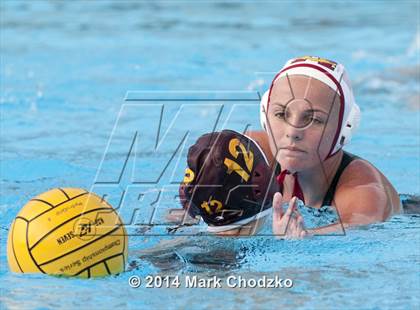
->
xmin=266 ymin=75 xmax=341 ymax=172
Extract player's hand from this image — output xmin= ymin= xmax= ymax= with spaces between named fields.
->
xmin=272 ymin=192 xmax=308 ymax=239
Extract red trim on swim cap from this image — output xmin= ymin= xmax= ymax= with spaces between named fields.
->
xmin=267 ymin=63 xmax=345 ymax=159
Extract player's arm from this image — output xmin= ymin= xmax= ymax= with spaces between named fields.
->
xmin=333 ymin=183 xmax=392 ymax=225
xmin=331 ymin=159 xmax=401 ymax=226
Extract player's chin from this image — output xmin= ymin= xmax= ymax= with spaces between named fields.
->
xmin=278 ymin=153 xmax=309 ymax=171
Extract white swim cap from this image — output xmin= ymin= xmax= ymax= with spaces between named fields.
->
xmin=260 ymin=56 xmax=361 ymax=159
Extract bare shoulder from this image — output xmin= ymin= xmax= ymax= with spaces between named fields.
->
xmin=334 ymin=155 xmax=402 ymax=224
xmin=338 ymin=157 xmax=382 ymax=187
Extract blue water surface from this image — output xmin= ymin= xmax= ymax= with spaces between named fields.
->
xmin=1 ymin=1 xmax=419 ymax=309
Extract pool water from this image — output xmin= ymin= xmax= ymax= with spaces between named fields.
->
xmin=1 ymin=1 xmax=419 ymax=309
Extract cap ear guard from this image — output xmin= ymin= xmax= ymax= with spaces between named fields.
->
xmin=259 ymin=90 xmax=269 ymax=132
xmin=337 ymin=103 xmax=361 ymax=149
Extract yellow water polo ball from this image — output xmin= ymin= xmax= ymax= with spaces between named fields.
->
xmin=7 ymin=188 xmax=128 ymax=278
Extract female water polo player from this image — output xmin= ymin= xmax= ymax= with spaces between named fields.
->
xmin=249 ymin=56 xmax=402 ymax=238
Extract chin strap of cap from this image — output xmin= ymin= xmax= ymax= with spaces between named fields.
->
xmin=276 ymin=170 xmax=305 ymax=204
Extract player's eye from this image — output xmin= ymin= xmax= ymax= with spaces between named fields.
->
xmin=274 ymin=110 xmax=285 ymax=119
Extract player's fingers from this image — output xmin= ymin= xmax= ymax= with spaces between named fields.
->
xmin=272 ymin=192 xmax=283 ymax=221
xmin=285 ymin=197 xmax=296 ymax=217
